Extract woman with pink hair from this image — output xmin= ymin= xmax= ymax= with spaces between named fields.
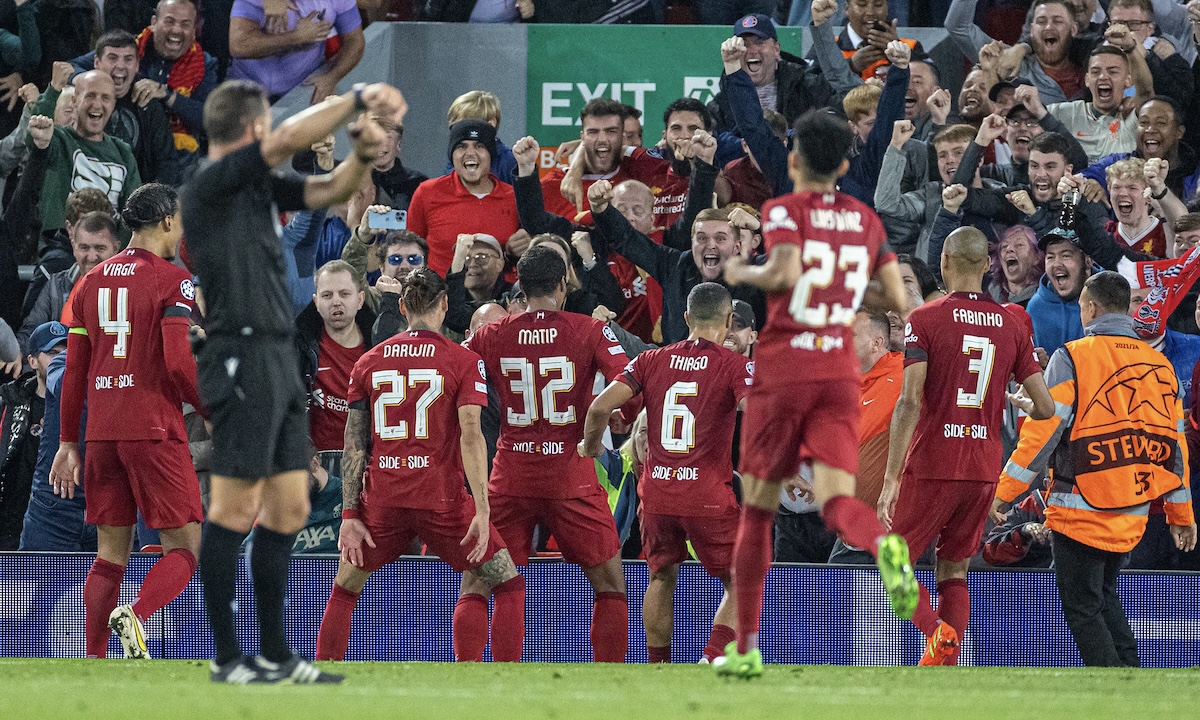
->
xmin=988 ymin=225 xmax=1044 ymax=306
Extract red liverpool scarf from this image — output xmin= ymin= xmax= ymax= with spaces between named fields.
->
xmin=136 ymin=27 xmax=205 ymax=152
xmin=1132 ymin=245 xmax=1200 ymax=338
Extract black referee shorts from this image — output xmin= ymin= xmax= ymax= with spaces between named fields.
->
xmin=197 ymin=336 xmax=310 ymax=480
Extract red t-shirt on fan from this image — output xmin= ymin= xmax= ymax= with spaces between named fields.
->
xmin=309 ymin=330 xmax=365 ymax=452
xmin=346 ymin=329 xmax=488 ymax=511
xmin=903 ymin=292 xmax=1041 ymax=482
xmin=619 ymin=338 xmax=753 ymax=516
xmin=468 ymin=309 xmax=627 ymax=499
xmin=67 ymin=248 xmax=199 ymax=441
xmin=754 ymin=191 xmax=896 ymax=386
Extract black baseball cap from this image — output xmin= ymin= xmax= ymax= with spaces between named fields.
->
xmin=989 ymin=77 xmax=1034 ymax=103
xmin=732 ymin=300 xmax=756 ymax=330
xmin=1037 ymin=227 xmax=1081 ymax=251
xmin=733 ymin=13 xmax=777 ymax=41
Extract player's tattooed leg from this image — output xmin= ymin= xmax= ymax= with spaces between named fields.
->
xmin=471 ymin=549 xmax=517 ymax=589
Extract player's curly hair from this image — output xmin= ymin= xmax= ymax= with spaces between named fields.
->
xmin=516 ymin=245 xmax=567 ymax=299
xmin=121 ymin=182 xmax=178 ymax=232
xmin=400 ymin=267 xmax=446 ymax=317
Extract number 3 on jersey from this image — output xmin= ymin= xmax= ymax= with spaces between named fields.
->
xmin=956 ymin=334 xmax=997 ymax=408
xmin=98 ymin=287 xmax=131 ymax=358
xmin=788 ymin=241 xmax=869 ymax=327
xmin=501 ymin=356 xmax=576 ymax=426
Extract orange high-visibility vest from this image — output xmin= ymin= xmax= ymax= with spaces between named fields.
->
xmin=841 ymin=38 xmax=919 ymax=80
xmin=1062 ymin=335 xmax=1185 ymax=509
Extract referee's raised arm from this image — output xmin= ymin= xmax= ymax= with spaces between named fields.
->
xmin=261 ymin=84 xmax=408 ymax=210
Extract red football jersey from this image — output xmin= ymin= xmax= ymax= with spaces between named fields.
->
xmin=622 ymin=147 xmax=690 ymax=229
xmin=754 ymin=191 xmax=896 ymax=385
xmin=346 ymin=329 xmax=488 ymax=511
xmin=309 ymin=330 xmax=365 ymax=452
xmin=619 ymin=338 xmax=753 ymax=516
xmin=70 ymin=248 xmax=196 ymax=441
xmin=468 ymin=309 xmax=627 ymax=499
xmin=903 ymin=292 xmax=1042 ymax=482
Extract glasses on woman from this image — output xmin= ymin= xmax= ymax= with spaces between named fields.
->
xmin=387 ymin=254 xmax=425 ymax=266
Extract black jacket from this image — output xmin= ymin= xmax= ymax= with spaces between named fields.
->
xmin=295 ymin=301 xmax=378 ymax=400
xmin=108 ymin=94 xmax=180 ymax=186
xmin=592 ymin=205 xmax=765 ymax=344
xmin=0 ymin=373 xmax=42 ymax=550
xmin=372 ymin=161 xmax=428 ymax=211
xmin=708 ymin=51 xmax=835 ymax=135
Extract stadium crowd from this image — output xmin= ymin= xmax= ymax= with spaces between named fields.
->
xmin=0 ymin=0 xmax=1197 ymax=670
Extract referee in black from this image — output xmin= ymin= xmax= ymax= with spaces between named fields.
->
xmin=183 ymin=79 xmax=406 ymax=684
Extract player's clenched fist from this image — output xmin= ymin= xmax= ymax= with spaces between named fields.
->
xmin=27 ymin=114 xmax=53 ymax=150
xmin=512 ymin=135 xmax=540 ymax=176
xmin=588 ymin=179 xmax=615 ymax=213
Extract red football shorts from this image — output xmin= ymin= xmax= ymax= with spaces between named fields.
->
xmin=84 ymin=439 xmax=203 ymax=529
xmin=739 ymin=379 xmax=860 ymax=481
xmin=358 ymin=495 xmax=506 ymax=573
xmin=889 ymin=478 xmax=995 ymax=563
xmin=640 ymin=507 xmax=739 ymax=578
xmin=490 ymin=486 xmax=621 ymax=567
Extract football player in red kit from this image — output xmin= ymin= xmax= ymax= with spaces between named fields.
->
xmin=316 ymin=268 xmax=524 ymax=663
xmin=878 ymin=227 xmax=1054 ymax=665
xmin=50 ymin=183 xmax=203 ymax=660
xmin=716 ymin=107 xmax=916 ymax=678
xmin=580 ymin=282 xmax=753 ymax=664
xmin=467 ymin=245 xmax=630 ymax=662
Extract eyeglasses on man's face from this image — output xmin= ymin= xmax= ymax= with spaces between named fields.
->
xmin=387 ymin=254 xmax=425 ymax=266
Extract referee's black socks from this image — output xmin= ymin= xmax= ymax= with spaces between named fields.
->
xmin=250 ymin=524 xmax=299 ymax=663
xmin=200 ymin=521 xmax=248 ymax=666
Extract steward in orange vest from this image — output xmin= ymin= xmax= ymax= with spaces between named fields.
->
xmin=994 ymin=271 xmax=1196 ymax=666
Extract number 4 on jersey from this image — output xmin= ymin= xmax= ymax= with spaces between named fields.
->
xmin=98 ymin=287 xmax=131 ymax=358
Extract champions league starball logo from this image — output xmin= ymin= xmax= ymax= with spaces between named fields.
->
xmin=180 ymin=279 xmax=195 ymax=301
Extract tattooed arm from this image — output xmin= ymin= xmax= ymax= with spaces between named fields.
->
xmin=338 ymin=403 xmax=375 ymax=567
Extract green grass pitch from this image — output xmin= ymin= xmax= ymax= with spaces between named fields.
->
xmin=4 ymin=659 xmax=1200 ymax=720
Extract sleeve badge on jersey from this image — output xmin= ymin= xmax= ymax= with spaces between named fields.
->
xmin=180 ymin=279 xmax=196 ymax=301
xmin=477 ymin=359 xmax=487 ymax=381
xmin=762 ymin=205 xmax=797 ymax=233
xmin=602 ymin=325 xmax=619 ymax=344
xmin=746 ymin=361 xmax=755 ymax=376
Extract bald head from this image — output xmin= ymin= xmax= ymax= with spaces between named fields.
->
xmin=468 ymin=302 xmax=507 ymax=338
xmin=944 ymin=226 xmax=990 ymax=269
xmin=73 ymin=71 xmax=116 ymax=142
xmin=613 ymin=180 xmax=655 ymax=234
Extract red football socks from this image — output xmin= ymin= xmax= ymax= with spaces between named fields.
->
xmin=732 ymin=505 xmax=775 ymax=654
xmin=84 ymin=558 xmax=125 ymax=658
xmin=591 ymin=591 xmax=628 ymax=662
xmin=936 ymin=578 xmax=970 ymax=640
xmin=131 ymin=548 xmax=196 ymax=623
xmin=703 ymin=623 xmax=736 ymax=662
xmin=490 ymin=575 xmax=526 ymax=662
xmin=453 ymin=593 xmax=489 ymax=662
xmin=647 ymin=645 xmax=671 ymax=663
xmin=820 ymin=495 xmax=886 ymax=559
xmin=316 ymin=583 xmax=361 ymax=661
xmin=910 ymin=582 xmax=941 ymax=636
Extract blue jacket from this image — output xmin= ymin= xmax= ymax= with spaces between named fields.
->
xmin=842 ymin=64 xmax=908 ymax=205
xmin=31 ymin=351 xmax=85 ymax=506
xmin=718 ymin=69 xmax=791 ymax=197
xmin=1164 ymin=329 xmax=1200 ymax=408
xmin=1026 ymin=275 xmax=1084 ymax=356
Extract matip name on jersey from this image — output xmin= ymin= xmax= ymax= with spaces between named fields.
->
xmin=519 ymin=328 xmax=558 ymax=344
